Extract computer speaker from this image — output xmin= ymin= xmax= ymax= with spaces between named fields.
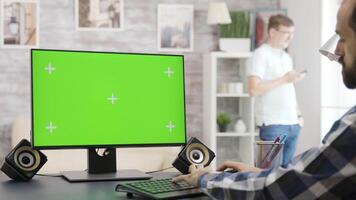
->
xmin=172 ymin=137 xmax=215 ymax=174
xmin=1 ymin=139 xmax=47 ymax=181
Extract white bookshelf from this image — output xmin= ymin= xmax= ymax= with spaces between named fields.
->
xmin=203 ymin=51 xmax=256 ymax=169
xmin=216 ymin=93 xmax=250 ymax=97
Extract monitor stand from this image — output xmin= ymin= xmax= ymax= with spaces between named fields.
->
xmin=61 ymin=148 xmax=152 ymax=182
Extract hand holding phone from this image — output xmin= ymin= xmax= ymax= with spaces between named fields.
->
xmin=300 ymin=69 xmax=308 ymax=74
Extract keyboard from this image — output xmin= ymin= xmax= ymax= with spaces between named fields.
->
xmin=115 ymin=178 xmax=205 ymax=199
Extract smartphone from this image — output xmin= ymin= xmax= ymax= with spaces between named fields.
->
xmin=300 ymin=69 xmax=308 ymax=74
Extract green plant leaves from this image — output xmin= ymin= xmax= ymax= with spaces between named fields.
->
xmin=219 ymin=11 xmax=250 ymax=38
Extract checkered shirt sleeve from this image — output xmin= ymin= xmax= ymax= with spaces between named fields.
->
xmin=199 ymin=106 xmax=356 ymax=200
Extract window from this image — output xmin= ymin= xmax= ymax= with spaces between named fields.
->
xmin=320 ymin=0 xmax=356 ymax=140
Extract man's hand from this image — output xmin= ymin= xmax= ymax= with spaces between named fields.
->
xmin=283 ymin=70 xmax=306 ymax=83
xmin=172 ymin=164 xmax=208 ymax=186
xmin=217 ymin=161 xmax=262 ymax=173
xmin=298 ymin=116 xmax=304 ymax=127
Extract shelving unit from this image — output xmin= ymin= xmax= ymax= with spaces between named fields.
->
xmin=203 ymin=51 xmax=256 ymax=169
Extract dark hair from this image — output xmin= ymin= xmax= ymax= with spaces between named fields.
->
xmin=267 ymin=14 xmax=294 ymax=31
xmin=350 ymin=3 xmax=356 ymax=33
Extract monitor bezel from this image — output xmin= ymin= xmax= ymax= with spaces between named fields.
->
xmin=30 ymin=48 xmax=187 ymax=150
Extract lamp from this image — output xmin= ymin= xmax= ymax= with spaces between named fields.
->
xmin=319 ymin=34 xmax=340 ymax=62
xmin=206 ymin=2 xmax=231 ymax=25
xmin=206 ymin=2 xmax=251 ymax=52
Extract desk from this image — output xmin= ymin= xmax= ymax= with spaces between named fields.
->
xmin=0 ymin=172 xmax=210 ymax=200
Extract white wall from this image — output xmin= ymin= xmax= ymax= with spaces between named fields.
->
xmin=280 ymin=0 xmax=322 ymax=155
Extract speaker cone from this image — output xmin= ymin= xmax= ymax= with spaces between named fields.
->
xmin=186 ymin=143 xmax=210 ymax=165
xmin=172 ymin=137 xmax=215 ymax=174
xmin=189 ymin=149 xmax=204 ymax=164
xmin=14 ymin=146 xmax=41 ymax=171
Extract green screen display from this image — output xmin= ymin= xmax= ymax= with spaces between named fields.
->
xmin=31 ymin=49 xmax=186 ymax=148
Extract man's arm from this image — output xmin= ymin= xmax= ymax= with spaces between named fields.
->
xmin=198 ymin=108 xmax=356 ymax=199
xmin=248 ymin=70 xmax=305 ymax=97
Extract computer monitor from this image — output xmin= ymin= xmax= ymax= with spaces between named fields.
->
xmin=31 ymin=49 xmax=186 ymax=182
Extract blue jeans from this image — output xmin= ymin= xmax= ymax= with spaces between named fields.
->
xmin=259 ymin=124 xmax=301 ymax=167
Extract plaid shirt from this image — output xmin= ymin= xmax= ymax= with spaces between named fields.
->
xmin=199 ymin=105 xmax=356 ymax=200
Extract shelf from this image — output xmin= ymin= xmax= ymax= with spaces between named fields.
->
xmin=203 ymin=52 xmax=256 ymax=168
xmin=216 ymin=132 xmax=252 ymax=137
xmin=216 ymin=93 xmax=250 ymax=97
xmin=210 ymin=51 xmax=252 ymax=58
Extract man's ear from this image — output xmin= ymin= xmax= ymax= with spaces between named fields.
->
xmin=269 ymin=28 xmax=277 ymax=37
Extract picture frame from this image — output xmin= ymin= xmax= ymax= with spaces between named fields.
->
xmin=253 ymin=8 xmax=287 ymax=49
xmin=157 ymin=4 xmax=194 ymax=52
xmin=75 ymin=0 xmax=124 ymax=31
xmin=1 ymin=0 xmax=39 ymax=48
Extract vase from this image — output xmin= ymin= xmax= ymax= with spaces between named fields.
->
xmin=234 ymin=119 xmax=246 ymax=133
xmin=219 ymin=38 xmax=251 ymax=52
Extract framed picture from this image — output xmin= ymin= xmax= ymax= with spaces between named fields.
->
xmin=76 ymin=0 xmax=124 ymax=31
xmin=158 ymin=4 xmax=194 ymax=52
xmin=253 ymin=9 xmax=287 ymax=49
xmin=1 ymin=0 xmax=39 ymax=48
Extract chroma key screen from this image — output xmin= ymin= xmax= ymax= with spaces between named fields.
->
xmin=31 ymin=49 xmax=186 ymax=148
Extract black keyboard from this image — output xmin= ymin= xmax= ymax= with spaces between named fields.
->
xmin=115 ymin=178 xmax=205 ymax=199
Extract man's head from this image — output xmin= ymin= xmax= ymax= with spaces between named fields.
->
xmin=334 ymin=0 xmax=356 ymax=88
xmin=267 ymin=14 xmax=295 ymax=49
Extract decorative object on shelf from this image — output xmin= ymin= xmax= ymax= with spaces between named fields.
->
xmin=228 ymin=82 xmax=236 ymax=94
xmin=217 ymin=113 xmax=231 ymax=132
xmin=1 ymin=0 xmax=39 ymax=48
xmin=219 ymin=82 xmax=244 ymax=94
xmin=158 ymin=4 xmax=194 ymax=52
xmin=234 ymin=116 xmax=246 ymax=133
xmin=228 ymin=82 xmax=243 ymax=94
xmin=219 ymin=11 xmax=251 ymax=52
xmin=76 ymin=0 xmax=124 ymax=31
xmin=254 ymin=9 xmax=286 ymax=49
xmin=235 ymin=82 xmax=244 ymax=94
xmin=218 ymin=82 xmax=228 ymax=93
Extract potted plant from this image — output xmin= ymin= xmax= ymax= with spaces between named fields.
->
xmin=219 ymin=11 xmax=251 ymax=52
xmin=217 ymin=113 xmax=231 ymax=132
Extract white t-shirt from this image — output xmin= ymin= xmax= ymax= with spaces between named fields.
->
xmin=247 ymin=44 xmax=298 ymax=126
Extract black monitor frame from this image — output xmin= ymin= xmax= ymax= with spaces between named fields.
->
xmin=30 ymin=49 xmax=187 ymax=181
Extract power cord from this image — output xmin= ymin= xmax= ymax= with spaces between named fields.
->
xmin=36 ymin=173 xmax=62 ymax=177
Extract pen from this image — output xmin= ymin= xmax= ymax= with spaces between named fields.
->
xmin=279 ymin=134 xmax=287 ymax=144
xmin=261 ymin=134 xmax=281 ymax=168
xmin=261 ymin=134 xmax=285 ymax=168
xmin=274 ymin=134 xmax=282 ymax=143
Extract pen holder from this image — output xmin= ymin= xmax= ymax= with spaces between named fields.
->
xmin=255 ymin=141 xmax=284 ymax=169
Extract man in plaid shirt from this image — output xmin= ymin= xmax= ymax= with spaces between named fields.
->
xmin=173 ymin=0 xmax=356 ymax=199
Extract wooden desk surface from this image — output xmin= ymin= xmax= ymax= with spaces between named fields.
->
xmin=0 ymin=172 xmax=210 ymax=200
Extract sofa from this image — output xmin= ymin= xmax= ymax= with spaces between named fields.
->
xmin=9 ymin=116 xmax=181 ymax=174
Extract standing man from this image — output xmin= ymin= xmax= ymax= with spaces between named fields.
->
xmin=174 ymin=0 xmax=356 ymax=198
xmin=247 ymin=14 xmax=305 ymax=167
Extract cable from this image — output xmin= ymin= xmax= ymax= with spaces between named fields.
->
xmin=36 ymin=173 xmax=62 ymax=177
xmin=146 ymin=166 xmax=174 ymax=174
